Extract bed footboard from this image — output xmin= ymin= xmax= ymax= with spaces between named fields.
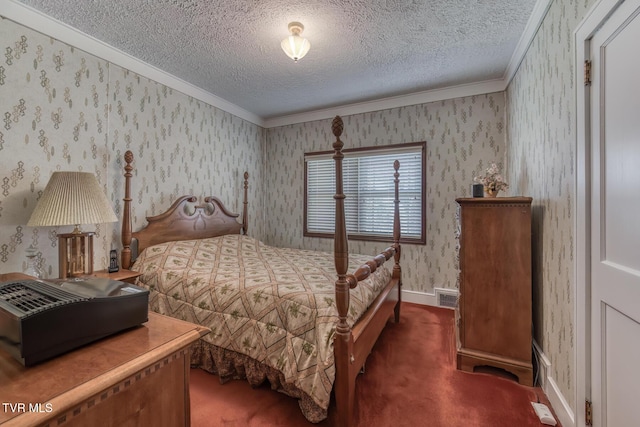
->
xmin=331 ymin=116 xmax=402 ymax=427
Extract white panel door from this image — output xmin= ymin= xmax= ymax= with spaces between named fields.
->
xmin=590 ymin=1 xmax=640 ymax=425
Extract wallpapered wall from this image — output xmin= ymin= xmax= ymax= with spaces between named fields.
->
xmin=1 ymin=1 xmax=588 ymax=417
xmin=0 ymin=17 xmax=264 ymax=278
xmin=0 ymin=13 xmax=507 ymax=297
xmin=264 ymin=97 xmax=507 ymax=293
xmin=506 ymin=0 xmax=597 ymax=413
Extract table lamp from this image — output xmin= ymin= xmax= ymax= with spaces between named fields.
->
xmin=27 ymin=171 xmax=118 ymax=279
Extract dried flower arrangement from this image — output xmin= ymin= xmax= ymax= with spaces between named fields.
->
xmin=474 ymin=163 xmax=509 ymax=196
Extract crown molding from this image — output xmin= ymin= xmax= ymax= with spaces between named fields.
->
xmin=265 ymin=0 xmax=552 ymax=128
xmin=2 ymin=0 xmax=264 ymax=127
xmin=262 ymin=79 xmax=506 ymax=128
xmin=3 ymin=0 xmax=550 ymax=130
xmin=503 ymin=0 xmax=553 ymax=85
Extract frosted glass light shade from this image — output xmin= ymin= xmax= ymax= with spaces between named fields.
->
xmin=27 ymin=171 xmax=117 ymax=228
xmin=281 ymin=22 xmax=311 ymax=63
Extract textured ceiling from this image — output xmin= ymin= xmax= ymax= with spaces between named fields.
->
xmin=14 ymin=0 xmax=538 ymax=121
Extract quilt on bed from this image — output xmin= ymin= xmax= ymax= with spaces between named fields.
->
xmin=131 ymin=234 xmax=391 ymax=414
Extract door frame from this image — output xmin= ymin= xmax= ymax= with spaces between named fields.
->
xmin=575 ymin=0 xmax=627 ymax=426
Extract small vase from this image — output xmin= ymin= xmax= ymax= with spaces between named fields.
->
xmin=485 ymin=187 xmax=499 ymax=197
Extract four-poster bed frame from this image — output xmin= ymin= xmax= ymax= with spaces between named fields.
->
xmin=120 ymin=116 xmax=402 ymax=427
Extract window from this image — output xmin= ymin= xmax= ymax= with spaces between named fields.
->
xmin=304 ymin=141 xmax=425 ymax=244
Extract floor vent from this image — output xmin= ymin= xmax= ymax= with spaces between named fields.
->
xmin=435 ymin=288 xmax=459 ymax=309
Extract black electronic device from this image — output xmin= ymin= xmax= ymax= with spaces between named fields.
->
xmin=108 ymin=249 xmax=119 ymax=273
xmin=0 ymin=278 xmax=149 ymax=366
xmin=471 ymin=183 xmax=484 ymax=197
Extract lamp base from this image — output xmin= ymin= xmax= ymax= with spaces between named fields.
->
xmin=58 ymin=232 xmax=95 ymax=279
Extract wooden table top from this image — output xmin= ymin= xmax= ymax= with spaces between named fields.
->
xmin=0 ymin=273 xmax=209 ymax=425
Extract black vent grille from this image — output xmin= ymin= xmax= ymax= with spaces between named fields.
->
xmin=0 ymin=280 xmax=87 ymax=318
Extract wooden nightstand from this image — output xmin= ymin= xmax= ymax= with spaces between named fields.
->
xmin=40 ymin=269 xmax=143 ymax=285
xmin=89 ymin=269 xmax=142 ymax=284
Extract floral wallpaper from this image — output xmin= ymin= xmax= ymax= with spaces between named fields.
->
xmin=506 ymin=0 xmax=597 ymax=413
xmin=0 ymin=16 xmax=264 ymax=278
xmin=0 ymin=12 xmax=507 ymax=307
xmin=264 ymin=96 xmax=507 ymax=294
xmin=1 ymin=0 xmax=594 ymax=419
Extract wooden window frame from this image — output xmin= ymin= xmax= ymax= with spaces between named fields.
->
xmin=304 ymin=141 xmax=426 ymax=245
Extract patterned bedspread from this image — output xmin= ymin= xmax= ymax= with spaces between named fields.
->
xmin=131 ymin=234 xmax=391 ymax=413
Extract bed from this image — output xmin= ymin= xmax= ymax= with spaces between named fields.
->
xmin=120 ymin=116 xmax=402 ymax=426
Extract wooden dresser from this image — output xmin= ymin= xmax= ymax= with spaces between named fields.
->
xmin=0 ymin=273 xmax=209 ymax=427
xmin=455 ymin=197 xmax=533 ymax=386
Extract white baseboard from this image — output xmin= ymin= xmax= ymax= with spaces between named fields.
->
xmin=401 ymin=289 xmax=437 ymax=306
xmin=533 ymin=340 xmax=575 ymax=427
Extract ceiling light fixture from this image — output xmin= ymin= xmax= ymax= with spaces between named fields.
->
xmin=281 ymin=22 xmax=310 ymax=63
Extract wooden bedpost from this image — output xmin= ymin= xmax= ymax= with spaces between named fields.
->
xmin=332 ymin=116 xmax=350 ymax=339
xmin=242 ymin=171 xmax=249 ymax=235
xmin=393 ymin=160 xmax=402 ymax=322
xmin=122 ymin=150 xmax=134 ymax=270
xmin=332 ymin=116 xmax=355 ymax=427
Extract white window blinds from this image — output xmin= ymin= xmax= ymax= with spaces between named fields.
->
xmin=305 ymin=143 xmax=424 ymax=242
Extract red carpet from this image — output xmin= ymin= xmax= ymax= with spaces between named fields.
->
xmin=190 ymin=303 xmax=559 ymax=426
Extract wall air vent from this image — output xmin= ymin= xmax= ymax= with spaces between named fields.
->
xmin=435 ymin=288 xmax=459 ymax=309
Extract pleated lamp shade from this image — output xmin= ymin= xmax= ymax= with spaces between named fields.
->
xmin=27 ymin=171 xmax=117 ymax=228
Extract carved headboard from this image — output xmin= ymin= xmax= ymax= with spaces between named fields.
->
xmin=121 ymin=150 xmax=248 ymax=269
